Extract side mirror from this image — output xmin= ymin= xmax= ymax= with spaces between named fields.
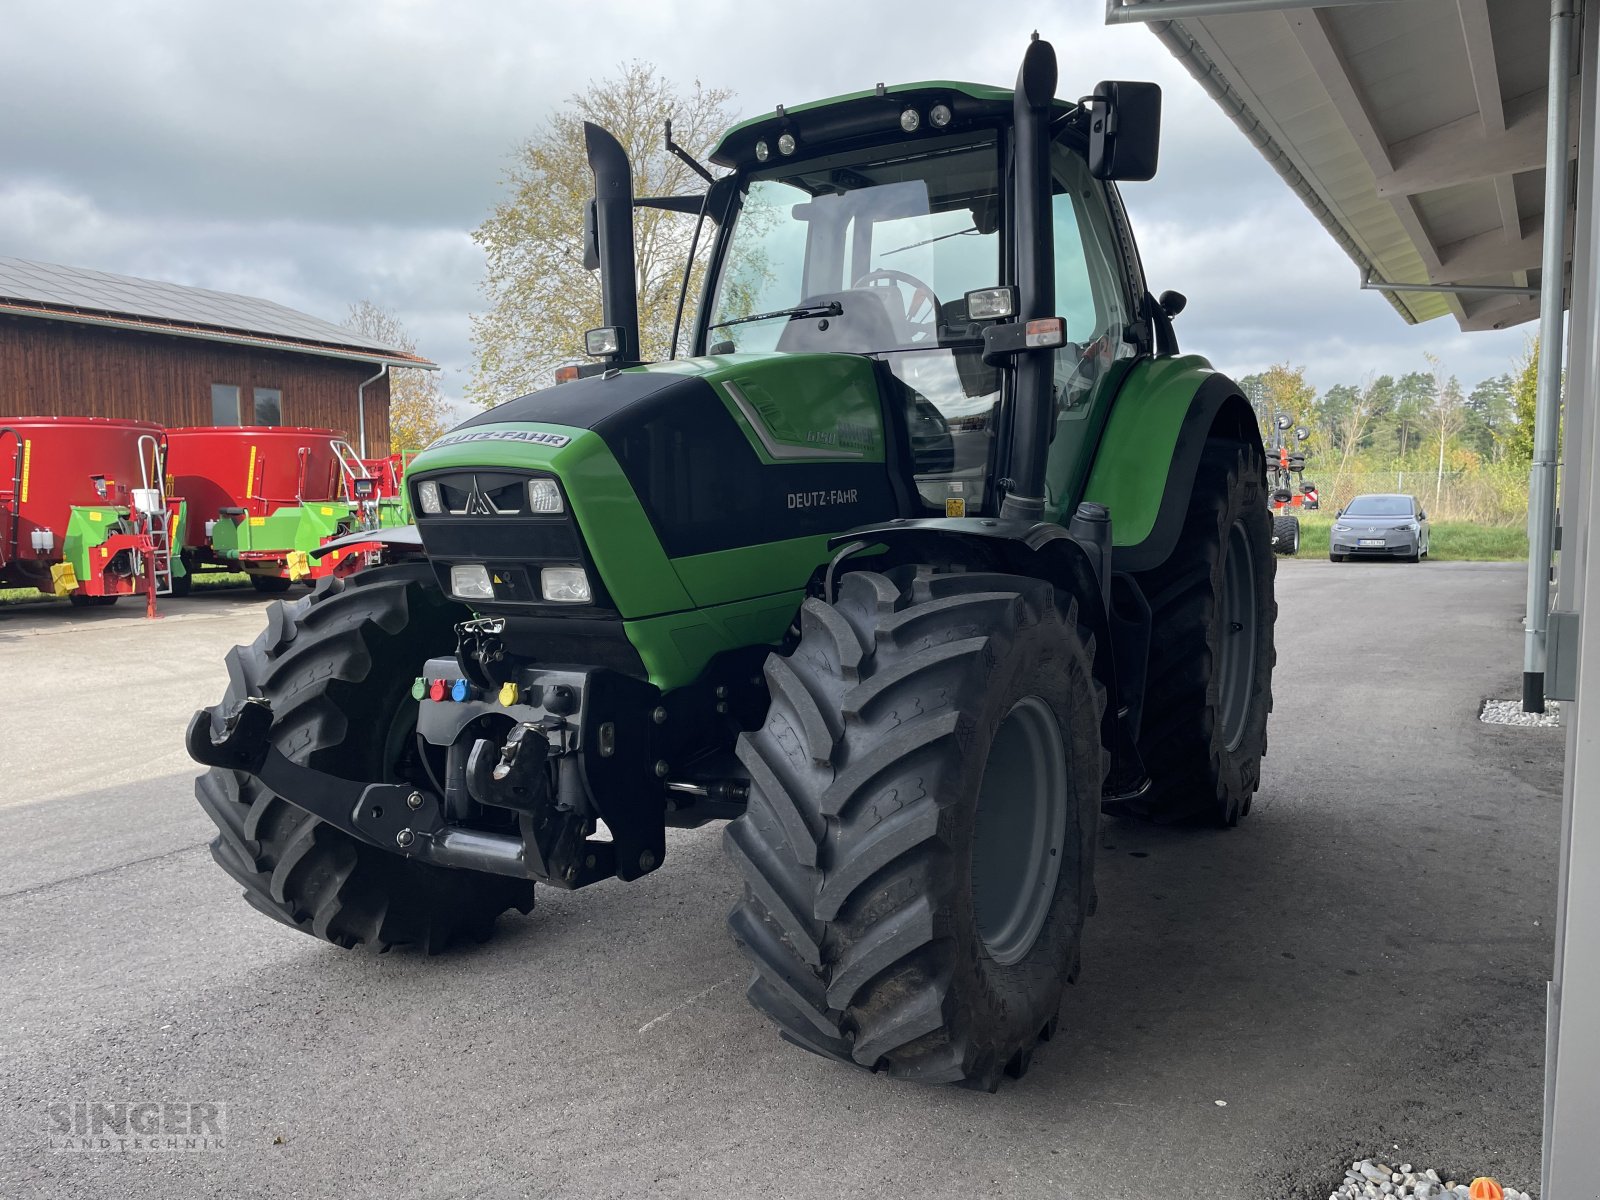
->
xmin=1087 ymin=81 xmax=1162 ymax=181
xmin=1336 ymin=507 xmax=1344 ymax=517
xmin=1158 ymin=289 xmax=1186 ymax=318
xmin=1418 ymin=511 xmax=1427 ymax=521
xmin=581 ymin=199 xmax=599 ymax=272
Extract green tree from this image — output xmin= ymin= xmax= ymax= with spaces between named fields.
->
xmin=1464 ymin=373 xmax=1514 ymax=460
xmin=468 ymin=63 xmax=735 ymax=405
xmin=1504 ymin=338 xmax=1540 ymax=465
xmin=1388 ymin=370 xmax=1435 ymax=459
xmin=344 ymin=301 xmax=449 ymax=452
xmin=1319 ymin=383 xmax=1361 ymax=449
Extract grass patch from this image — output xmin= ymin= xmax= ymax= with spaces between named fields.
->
xmin=1286 ymin=512 xmax=1526 ymax=561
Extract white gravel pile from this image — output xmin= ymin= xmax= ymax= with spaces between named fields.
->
xmin=1479 ymin=698 xmax=1563 ymax=728
xmin=1330 ymin=1160 xmax=1534 ymax=1200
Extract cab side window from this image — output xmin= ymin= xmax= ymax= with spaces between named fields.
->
xmin=1043 ymin=146 xmax=1136 ymax=517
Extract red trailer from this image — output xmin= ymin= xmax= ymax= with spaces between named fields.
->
xmin=166 ymin=425 xmax=370 ymax=591
xmin=0 ymin=416 xmax=176 ymax=609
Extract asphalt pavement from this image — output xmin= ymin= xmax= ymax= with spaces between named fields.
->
xmin=0 ymin=562 xmax=1562 ymax=1199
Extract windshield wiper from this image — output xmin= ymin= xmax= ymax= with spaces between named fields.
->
xmin=709 ymin=301 xmax=842 ymax=331
xmin=881 ymin=225 xmax=978 ymax=257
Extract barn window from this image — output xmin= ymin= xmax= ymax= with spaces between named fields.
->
xmin=253 ymin=387 xmax=282 ymax=426
xmin=210 ymin=384 xmax=241 ymax=425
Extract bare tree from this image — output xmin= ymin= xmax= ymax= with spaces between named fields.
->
xmin=345 ymin=301 xmax=450 ymax=452
xmin=1423 ymin=352 xmax=1467 ymax=513
xmin=1329 ymin=376 xmax=1381 ymax=505
xmin=468 ymin=63 xmax=735 ymax=405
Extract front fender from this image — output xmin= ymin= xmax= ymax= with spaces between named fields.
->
xmin=1081 ymin=356 xmax=1262 ymax=573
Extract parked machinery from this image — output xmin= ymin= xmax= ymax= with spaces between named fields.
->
xmin=1267 ymin=414 xmax=1316 ymax=555
xmin=166 ymin=425 xmax=376 ymax=593
xmin=0 ymin=416 xmax=178 ymax=609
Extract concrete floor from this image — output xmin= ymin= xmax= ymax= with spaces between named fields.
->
xmin=0 ymin=563 xmax=1561 ymax=1199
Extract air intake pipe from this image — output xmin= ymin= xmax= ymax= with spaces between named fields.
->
xmin=583 ymin=122 xmax=641 ymax=363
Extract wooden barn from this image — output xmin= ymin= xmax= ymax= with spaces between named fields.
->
xmin=0 ymin=256 xmax=434 ymax=456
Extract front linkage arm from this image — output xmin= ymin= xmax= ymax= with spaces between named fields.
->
xmin=186 ymin=698 xmax=533 ymax=881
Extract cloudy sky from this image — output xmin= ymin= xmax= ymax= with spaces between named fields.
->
xmin=1 ymin=0 xmax=1529 ymax=414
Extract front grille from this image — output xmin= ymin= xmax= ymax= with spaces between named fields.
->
xmin=412 ymin=468 xmax=611 ymax=613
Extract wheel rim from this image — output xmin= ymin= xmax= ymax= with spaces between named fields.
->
xmin=1217 ymin=518 xmax=1259 ymax=752
xmin=971 ymin=696 xmax=1069 ymax=966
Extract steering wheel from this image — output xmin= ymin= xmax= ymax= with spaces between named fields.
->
xmin=852 ymin=268 xmax=941 ymax=344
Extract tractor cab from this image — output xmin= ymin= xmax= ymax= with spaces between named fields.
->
xmin=576 ymin=60 xmax=1166 ymax=527
xmin=689 ymin=86 xmax=1153 ymax=521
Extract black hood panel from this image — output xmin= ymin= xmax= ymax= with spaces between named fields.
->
xmin=463 ymin=369 xmax=904 ymax=560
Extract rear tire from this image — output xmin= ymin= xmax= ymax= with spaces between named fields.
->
xmin=1117 ymin=439 xmax=1275 ymax=826
xmin=723 ymin=567 xmax=1105 ymax=1088
xmin=194 ymin=564 xmax=535 ymax=952
xmin=1271 ymin=514 xmax=1300 ymax=556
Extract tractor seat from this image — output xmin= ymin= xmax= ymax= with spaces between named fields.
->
xmin=775 ymin=288 xmax=904 ymax=354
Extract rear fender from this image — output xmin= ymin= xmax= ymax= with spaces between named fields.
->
xmin=1082 ymin=358 xmax=1263 ymax=573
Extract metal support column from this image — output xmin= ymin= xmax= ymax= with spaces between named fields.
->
xmin=1526 ymin=0 xmax=1581 ymax=713
xmin=1544 ymin=2 xmax=1598 ymax=1193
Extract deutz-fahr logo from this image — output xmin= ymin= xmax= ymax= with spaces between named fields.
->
xmin=428 ymin=429 xmax=572 ymax=450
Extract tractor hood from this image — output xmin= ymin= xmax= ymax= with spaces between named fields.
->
xmin=450 ymin=353 xmax=889 ymax=465
xmin=404 ymin=352 xmax=907 ymax=643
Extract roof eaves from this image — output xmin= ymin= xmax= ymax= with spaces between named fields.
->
xmin=0 ymin=300 xmax=438 ymax=369
xmin=1152 ymin=17 xmax=1419 ymax=326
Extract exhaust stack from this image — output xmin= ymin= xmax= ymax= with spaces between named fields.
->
xmin=998 ymin=35 xmax=1058 ymax=523
xmin=582 ymin=122 xmax=641 ymax=363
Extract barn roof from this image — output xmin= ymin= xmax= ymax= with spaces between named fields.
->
xmin=0 ymin=256 xmax=436 ymax=369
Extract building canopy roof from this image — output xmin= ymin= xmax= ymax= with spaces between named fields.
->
xmin=0 ymin=256 xmax=435 ymax=368
xmin=1137 ymin=0 xmax=1570 ymax=332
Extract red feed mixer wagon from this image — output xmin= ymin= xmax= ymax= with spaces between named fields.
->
xmin=0 ymin=416 xmax=178 ymax=610
xmin=166 ymin=425 xmax=376 ymax=593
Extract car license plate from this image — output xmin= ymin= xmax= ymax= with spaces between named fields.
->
xmin=1358 ymin=538 xmax=1386 ymax=547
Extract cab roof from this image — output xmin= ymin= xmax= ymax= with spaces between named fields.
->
xmin=709 ymin=80 xmax=1076 ymax=170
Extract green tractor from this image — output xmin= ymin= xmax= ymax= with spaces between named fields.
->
xmin=188 ymin=37 xmax=1274 ymax=1090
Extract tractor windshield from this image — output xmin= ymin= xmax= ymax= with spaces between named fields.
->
xmin=707 ymin=136 xmax=1004 ymax=511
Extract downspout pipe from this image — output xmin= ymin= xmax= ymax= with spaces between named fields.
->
xmin=356 ymin=363 xmax=387 ymax=459
xmin=999 ymin=35 xmax=1058 ymax=523
xmin=583 ymin=122 xmax=641 ymax=363
xmin=1525 ymin=0 xmax=1580 ymax=713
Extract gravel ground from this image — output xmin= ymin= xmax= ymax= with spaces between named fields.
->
xmin=0 ymin=561 xmax=1563 ymax=1199
xmin=1332 ymin=1159 xmax=1532 ymax=1200
xmin=1480 ymin=699 xmax=1563 ymax=728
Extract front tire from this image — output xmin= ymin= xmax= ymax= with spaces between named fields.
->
xmin=195 ymin=564 xmax=535 ymax=951
xmin=1118 ymin=439 xmax=1275 ymax=826
xmin=723 ymin=567 xmax=1105 ymax=1088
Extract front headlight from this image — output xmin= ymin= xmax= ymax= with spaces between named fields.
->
xmin=1404 ymin=522 xmax=1420 ymax=532
xmin=527 ymin=479 xmax=565 ymax=513
xmin=417 ymin=480 xmax=442 ymax=515
xmin=449 ymin=564 xmax=494 ymax=600
xmin=540 ymin=566 xmax=591 ymax=603
xmin=1333 ymin=523 xmax=1350 ymax=532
